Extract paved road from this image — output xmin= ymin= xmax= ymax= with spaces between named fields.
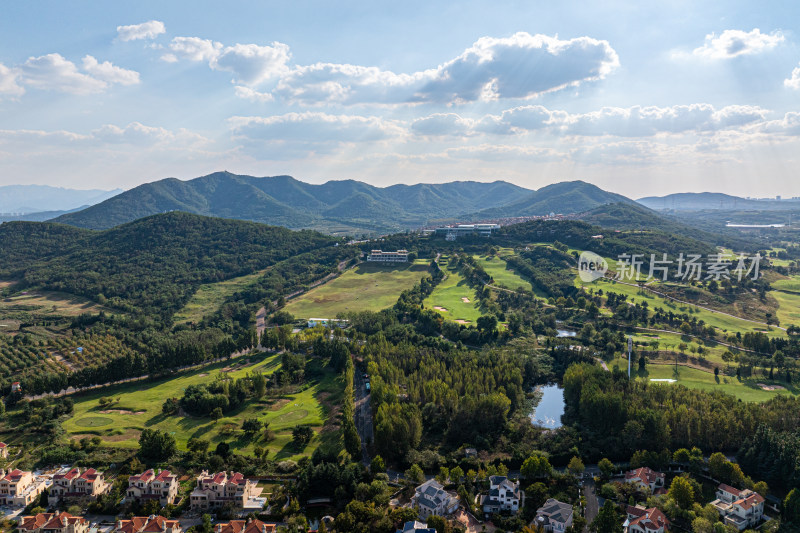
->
xmin=583 ymin=476 xmax=599 ymax=529
xmin=353 ymin=367 xmax=373 ymax=465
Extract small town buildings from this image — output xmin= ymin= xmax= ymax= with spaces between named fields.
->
xmin=0 ymin=442 xmax=7 ymax=459
xmin=624 ymin=467 xmax=665 ymax=493
xmin=307 ymin=318 xmax=349 ymax=329
xmin=190 ymin=470 xmax=261 ymax=510
xmin=480 ymin=475 xmax=524 ymax=514
xmin=0 ymin=468 xmax=47 ymax=506
xmin=114 ymin=516 xmax=182 ymax=533
xmin=412 ymin=479 xmax=459 ymax=520
xmin=17 ymin=511 xmax=89 ymax=533
xmin=11 ymin=382 xmax=21 ymax=392
xmin=711 ymin=484 xmax=765 ymax=531
xmin=49 ymin=467 xmax=109 ymax=506
xmin=396 ymin=521 xmax=436 ymax=533
xmin=126 ymin=469 xmax=179 ymax=506
xmin=623 ymin=505 xmax=669 ymax=533
xmin=367 ymin=249 xmax=410 ymax=262
xmin=533 ymin=499 xmax=574 ymax=532
xmin=211 ymin=519 xmax=277 ymax=533
xmin=434 ymin=224 xmax=500 ymax=240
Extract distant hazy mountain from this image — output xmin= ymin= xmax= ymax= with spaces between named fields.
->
xmin=52 ymin=172 xmax=533 ymax=232
xmin=0 ymin=207 xmax=86 ymax=223
xmin=637 ymin=192 xmax=800 ymax=211
xmin=0 ymin=185 xmax=122 ymax=214
xmin=476 ymin=180 xmax=636 ymax=218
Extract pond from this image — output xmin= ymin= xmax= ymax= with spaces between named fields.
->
xmin=528 ymin=384 xmax=565 ymax=429
xmin=556 ymin=329 xmax=576 ymax=337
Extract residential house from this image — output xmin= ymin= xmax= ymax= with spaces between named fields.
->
xmin=711 ymin=484 xmax=765 ymax=531
xmin=126 ymin=469 xmax=179 ymax=506
xmin=49 ymin=467 xmax=109 ymax=506
xmin=190 ymin=470 xmax=261 ymax=510
xmin=17 ymin=511 xmax=90 ymax=533
xmin=624 ymin=505 xmax=669 ymax=533
xmin=412 ymin=479 xmax=459 ymax=520
xmin=0 ymin=442 xmax=7 ymax=459
xmin=480 ymin=475 xmax=524 ymax=514
xmin=396 ymin=521 xmax=436 ymax=533
xmin=211 ymin=519 xmax=277 ymax=533
xmin=533 ymin=499 xmax=574 ymax=533
xmin=624 ymin=467 xmax=665 ymax=493
xmin=114 ymin=515 xmax=182 ymax=533
xmin=0 ymin=468 xmax=47 ymax=506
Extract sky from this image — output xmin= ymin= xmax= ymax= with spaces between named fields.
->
xmin=2 ymin=1 xmax=800 ymax=198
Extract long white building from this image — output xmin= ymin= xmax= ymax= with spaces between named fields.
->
xmin=367 ymin=249 xmax=410 ymax=262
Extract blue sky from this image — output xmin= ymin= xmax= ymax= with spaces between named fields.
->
xmin=2 ymin=1 xmax=800 ymax=198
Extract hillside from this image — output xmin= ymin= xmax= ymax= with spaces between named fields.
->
xmin=475 ymin=180 xmax=636 ymax=218
xmin=638 ymin=192 xmax=800 ymax=211
xmin=51 ymin=172 xmax=532 ymax=233
xmin=0 ymin=212 xmax=341 ymax=319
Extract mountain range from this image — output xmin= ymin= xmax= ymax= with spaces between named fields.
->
xmin=0 ymin=184 xmax=122 ymax=214
xmin=638 ymin=192 xmax=800 ymax=211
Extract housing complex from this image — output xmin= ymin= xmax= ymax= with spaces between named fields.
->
xmin=0 ymin=468 xmax=47 ymax=506
xmin=126 ymin=469 xmax=179 ymax=506
xmin=114 ymin=516 xmax=182 ymax=533
xmin=17 ymin=512 xmax=89 ymax=533
xmin=48 ymin=467 xmax=109 ymax=506
xmin=210 ymin=519 xmax=277 ymax=533
xmin=190 ymin=470 xmax=261 ymax=510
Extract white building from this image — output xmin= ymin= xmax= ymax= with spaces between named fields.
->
xmin=126 ymin=469 xmax=179 ymax=506
xmin=307 ymin=318 xmax=349 ymax=329
xmin=711 ymin=484 xmax=765 ymax=531
xmin=624 ymin=467 xmax=665 ymax=493
xmin=412 ymin=479 xmax=459 ymax=520
xmin=534 ymin=499 xmax=574 ymax=532
xmin=367 ymin=249 xmax=410 ymax=262
xmin=0 ymin=442 xmax=7 ymax=459
xmin=480 ymin=475 xmax=524 ymax=514
xmin=190 ymin=470 xmax=261 ymax=510
xmin=396 ymin=521 xmax=436 ymax=533
xmin=434 ymin=224 xmax=500 ymax=239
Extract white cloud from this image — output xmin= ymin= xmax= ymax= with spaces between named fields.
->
xmin=692 ymin=29 xmax=784 ymax=59
xmin=20 ymin=53 xmax=109 ymax=94
xmin=275 ymin=32 xmax=619 ymax=105
xmin=234 ymin=86 xmax=274 ymax=102
xmin=116 ymin=20 xmax=166 ymax=42
xmin=164 ymin=37 xmax=223 ymax=63
xmin=229 ymin=112 xmax=403 ymax=143
xmin=785 ymin=64 xmax=800 ymax=90
xmin=411 ymin=113 xmax=473 ymax=136
xmin=82 ymin=55 xmax=140 ymax=86
xmin=0 ymin=63 xmax=24 ymax=98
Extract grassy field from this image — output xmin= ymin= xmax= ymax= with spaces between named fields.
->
xmin=770 ymin=289 xmax=800 ymax=328
xmin=475 ymin=255 xmax=533 ymax=291
xmin=772 ymin=276 xmax=800 ymax=293
xmin=61 ymin=352 xmax=340 ymax=461
xmin=283 ymin=261 xmax=429 ymax=318
xmin=0 ymin=286 xmax=107 ymax=317
xmin=174 ymin=269 xmax=268 ymax=325
xmin=423 ymin=261 xmax=481 ymax=324
xmin=608 ymin=356 xmax=799 ymax=402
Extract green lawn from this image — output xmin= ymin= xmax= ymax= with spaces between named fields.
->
xmin=423 ymin=262 xmax=481 ymax=324
xmin=770 ymin=289 xmax=800 ymax=328
xmin=174 ymin=269 xmax=268 ymax=325
xmin=61 ymin=352 xmax=340 ymax=461
xmin=608 ymin=356 xmax=799 ymax=402
xmin=475 ymin=255 xmax=533 ymax=291
xmin=772 ymin=276 xmax=800 ymax=293
xmin=283 ymin=261 xmax=429 ymax=319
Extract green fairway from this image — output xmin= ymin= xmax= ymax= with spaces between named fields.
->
xmin=61 ymin=352 xmax=340 ymax=460
xmin=475 ymin=254 xmax=533 ymax=291
xmin=283 ymin=261 xmax=429 ymax=318
xmin=423 ymin=262 xmax=481 ymax=324
xmin=771 ymin=289 xmax=800 ymax=328
xmin=174 ymin=269 xmax=268 ymax=325
xmin=772 ymin=275 xmax=800 ymax=293
xmin=608 ymin=356 xmax=799 ymax=402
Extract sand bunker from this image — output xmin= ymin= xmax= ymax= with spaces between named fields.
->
xmin=758 ymin=383 xmax=786 ymax=391
xmin=455 ymin=319 xmax=471 ymax=325
xmin=461 ymin=297 xmax=471 ymax=303
xmin=434 ymin=306 xmax=448 ymax=312
xmin=99 ymin=409 xmax=145 ymax=415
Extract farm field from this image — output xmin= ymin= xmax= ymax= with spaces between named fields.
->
xmin=61 ymin=352 xmax=340 ymax=461
xmin=423 ymin=261 xmax=481 ymax=324
xmin=0 ymin=284 xmax=108 ymax=317
xmin=608 ymin=356 xmax=798 ymax=402
xmin=475 ymin=254 xmax=533 ymax=291
xmin=173 ymin=269 xmax=268 ymax=325
xmin=283 ymin=260 xmax=429 ymax=318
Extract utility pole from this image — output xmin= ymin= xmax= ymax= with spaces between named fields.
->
xmin=628 ymin=336 xmax=633 ymax=378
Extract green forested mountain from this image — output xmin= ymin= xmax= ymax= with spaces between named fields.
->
xmin=0 ymin=212 xmax=340 ymax=319
xmin=51 ymin=172 xmax=533 ymax=232
xmin=475 ymin=180 xmax=636 ymax=218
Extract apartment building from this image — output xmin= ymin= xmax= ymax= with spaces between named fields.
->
xmin=49 ymin=467 xmax=109 ymax=506
xmin=126 ymin=469 xmax=179 ymax=506
xmin=190 ymin=470 xmax=260 ymax=510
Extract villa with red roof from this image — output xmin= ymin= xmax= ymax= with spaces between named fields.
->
xmin=190 ymin=470 xmax=261 ymax=510
xmin=0 ymin=468 xmax=47 ymax=506
xmin=0 ymin=442 xmax=8 ymax=459
xmin=17 ymin=511 xmax=89 ymax=533
xmin=126 ymin=469 xmax=179 ymax=506
xmin=623 ymin=505 xmax=669 ymax=533
xmin=113 ymin=515 xmax=182 ymax=533
xmin=624 ymin=467 xmax=665 ymax=493
xmin=212 ymin=518 xmax=277 ymax=533
xmin=711 ymin=484 xmax=765 ymax=531
xmin=49 ymin=467 xmax=109 ymax=506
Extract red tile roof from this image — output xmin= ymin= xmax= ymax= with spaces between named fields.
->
xmin=718 ymin=483 xmax=741 ymax=496
xmin=55 ymin=467 xmax=80 ymax=480
xmin=117 ymin=515 xmax=180 ymax=533
xmin=154 ymin=470 xmax=174 ymax=482
xmin=627 ymin=507 xmax=669 ymax=531
xmin=625 ymin=467 xmax=664 ymax=485
xmin=215 ymin=519 xmax=276 ymax=533
xmin=19 ymin=512 xmax=86 ymax=532
xmin=0 ymin=442 xmax=7 ymax=448
xmin=2 ymin=468 xmax=27 ymax=481
xmin=130 ymin=469 xmax=155 ymax=483
xmin=737 ymin=493 xmax=765 ymax=510
xmin=81 ymin=468 xmax=100 ymax=481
